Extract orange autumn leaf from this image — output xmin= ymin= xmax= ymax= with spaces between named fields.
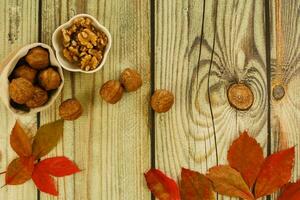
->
xmin=254 ymin=147 xmax=295 ymax=198
xmin=278 ymin=179 xmax=300 ymax=200
xmin=10 ymin=121 xmax=32 ymax=157
xmin=32 ymin=120 xmax=64 ymax=160
xmin=227 ymin=131 xmax=264 ymax=188
xmin=144 ymin=169 xmax=180 ymax=200
xmin=5 ymin=157 xmax=34 ymax=185
xmin=207 ymin=165 xmax=254 ymax=200
xmin=180 ymin=168 xmax=215 ymax=200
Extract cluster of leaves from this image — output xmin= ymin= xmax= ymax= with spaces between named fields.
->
xmin=145 ymin=131 xmax=300 ymax=200
xmin=2 ymin=120 xmax=80 ymax=196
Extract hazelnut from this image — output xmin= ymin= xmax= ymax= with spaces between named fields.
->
xmin=120 ymin=68 xmax=143 ymax=92
xmin=38 ymin=68 xmax=61 ymax=91
xmin=100 ymin=80 xmax=124 ymax=104
xmin=12 ymin=65 xmax=37 ymax=83
xmin=25 ymin=47 xmax=49 ymax=70
xmin=59 ymin=99 xmax=83 ymax=120
xmin=227 ymin=83 xmax=254 ymax=110
xmin=25 ymin=86 xmax=48 ymax=108
xmin=9 ymin=78 xmax=34 ymax=104
xmin=151 ymin=89 xmax=174 ymax=113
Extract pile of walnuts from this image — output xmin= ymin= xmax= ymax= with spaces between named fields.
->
xmin=9 ymin=47 xmax=62 ymax=111
xmin=62 ymin=17 xmax=108 ymax=71
xmin=100 ymin=68 xmax=174 ymax=113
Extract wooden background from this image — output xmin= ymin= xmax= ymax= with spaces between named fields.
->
xmin=0 ymin=0 xmax=299 ymax=199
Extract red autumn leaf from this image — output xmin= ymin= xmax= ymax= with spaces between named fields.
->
xmin=278 ymin=179 xmax=300 ymax=200
xmin=180 ymin=168 xmax=215 ymax=200
xmin=207 ymin=165 xmax=254 ymax=200
xmin=10 ymin=121 xmax=32 ymax=157
xmin=5 ymin=157 xmax=34 ymax=185
xmin=254 ymin=147 xmax=295 ymax=198
xmin=36 ymin=157 xmax=80 ymax=177
xmin=144 ymin=169 xmax=180 ymax=200
xmin=32 ymin=163 xmax=58 ymax=196
xmin=227 ymin=131 xmax=264 ymax=188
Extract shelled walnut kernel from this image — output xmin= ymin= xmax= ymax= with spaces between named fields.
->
xmin=62 ymin=17 xmax=108 ymax=71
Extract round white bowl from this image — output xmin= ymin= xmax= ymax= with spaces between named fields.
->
xmin=52 ymin=14 xmax=112 ymax=74
xmin=0 ymin=43 xmax=65 ymax=116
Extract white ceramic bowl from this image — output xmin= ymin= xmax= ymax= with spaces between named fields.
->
xmin=52 ymin=14 xmax=112 ymax=74
xmin=0 ymin=43 xmax=64 ymax=116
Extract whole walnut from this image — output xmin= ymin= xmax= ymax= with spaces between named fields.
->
xmin=100 ymin=80 xmax=124 ymax=104
xmin=12 ymin=65 xmax=37 ymax=83
xmin=151 ymin=89 xmax=174 ymax=113
xmin=38 ymin=68 xmax=61 ymax=91
xmin=120 ymin=68 xmax=142 ymax=92
xmin=25 ymin=86 xmax=48 ymax=108
xmin=9 ymin=78 xmax=35 ymax=104
xmin=25 ymin=47 xmax=49 ymax=70
xmin=59 ymin=99 xmax=83 ymax=120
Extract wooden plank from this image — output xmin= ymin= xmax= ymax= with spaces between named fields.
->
xmin=270 ymin=0 xmax=300 ymax=197
xmin=155 ymin=0 xmax=267 ymax=199
xmin=40 ymin=0 xmax=151 ymax=199
xmin=0 ymin=0 xmax=39 ymax=200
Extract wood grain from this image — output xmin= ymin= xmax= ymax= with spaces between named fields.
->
xmin=0 ymin=0 xmax=38 ymax=200
xmin=155 ymin=0 xmax=267 ymax=199
xmin=40 ymin=0 xmax=151 ymax=199
xmin=270 ymin=0 xmax=300 ymax=197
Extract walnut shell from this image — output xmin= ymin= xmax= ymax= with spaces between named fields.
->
xmin=25 ymin=86 xmax=48 ymax=108
xmin=151 ymin=89 xmax=174 ymax=113
xmin=38 ymin=68 xmax=62 ymax=91
xmin=100 ymin=80 xmax=124 ymax=104
xmin=12 ymin=65 xmax=37 ymax=83
xmin=25 ymin=47 xmax=49 ymax=70
xmin=9 ymin=78 xmax=35 ymax=104
xmin=59 ymin=99 xmax=83 ymax=120
xmin=120 ymin=68 xmax=142 ymax=92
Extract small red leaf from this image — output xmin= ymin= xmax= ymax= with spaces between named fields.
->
xmin=254 ymin=147 xmax=295 ymax=198
xmin=36 ymin=157 xmax=80 ymax=177
xmin=227 ymin=131 xmax=264 ymax=188
xmin=180 ymin=168 xmax=215 ymax=200
xmin=32 ymin=164 xmax=58 ymax=196
xmin=207 ymin=165 xmax=254 ymax=200
xmin=144 ymin=169 xmax=180 ymax=200
xmin=10 ymin=121 xmax=32 ymax=157
xmin=5 ymin=157 xmax=34 ymax=185
xmin=278 ymin=179 xmax=300 ymax=200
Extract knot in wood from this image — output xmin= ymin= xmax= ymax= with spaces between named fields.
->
xmin=227 ymin=83 xmax=254 ymax=111
xmin=272 ymin=85 xmax=285 ymax=100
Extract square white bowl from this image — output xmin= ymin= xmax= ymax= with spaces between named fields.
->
xmin=52 ymin=14 xmax=112 ymax=74
xmin=0 ymin=43 xmax=64 ymax=116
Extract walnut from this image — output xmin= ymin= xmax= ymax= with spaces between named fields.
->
xmin=151 ymin=89 xmax=174 ymax=113
xmin=38 ymin=68 xmax=61 ymax=91
xmin=78 ymin=28 xmax=97 ymax=48
xmin=61 ymin=17 xmax=108 ymax=71
xmin=12 ymin=65 xmax=37 ymax=83
xmin=120 ymin=68 xmax=142 ymax=92
xmin=25 ymin=86 xmax=48 ymax=108
xmin=80 ymin=55 xmax=99 ymax=71
xmin=9 ymin=78 xmax=35 ymax=104
xmin=25 ymin=47 xmax=49 ymax=70
xmin=59 ymin=98 xmax=83 ymax=120
xmin=100 ymin=80 xmax=124 ymax=104
xmin=62 ymin=28 xmax=71 ymax=47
